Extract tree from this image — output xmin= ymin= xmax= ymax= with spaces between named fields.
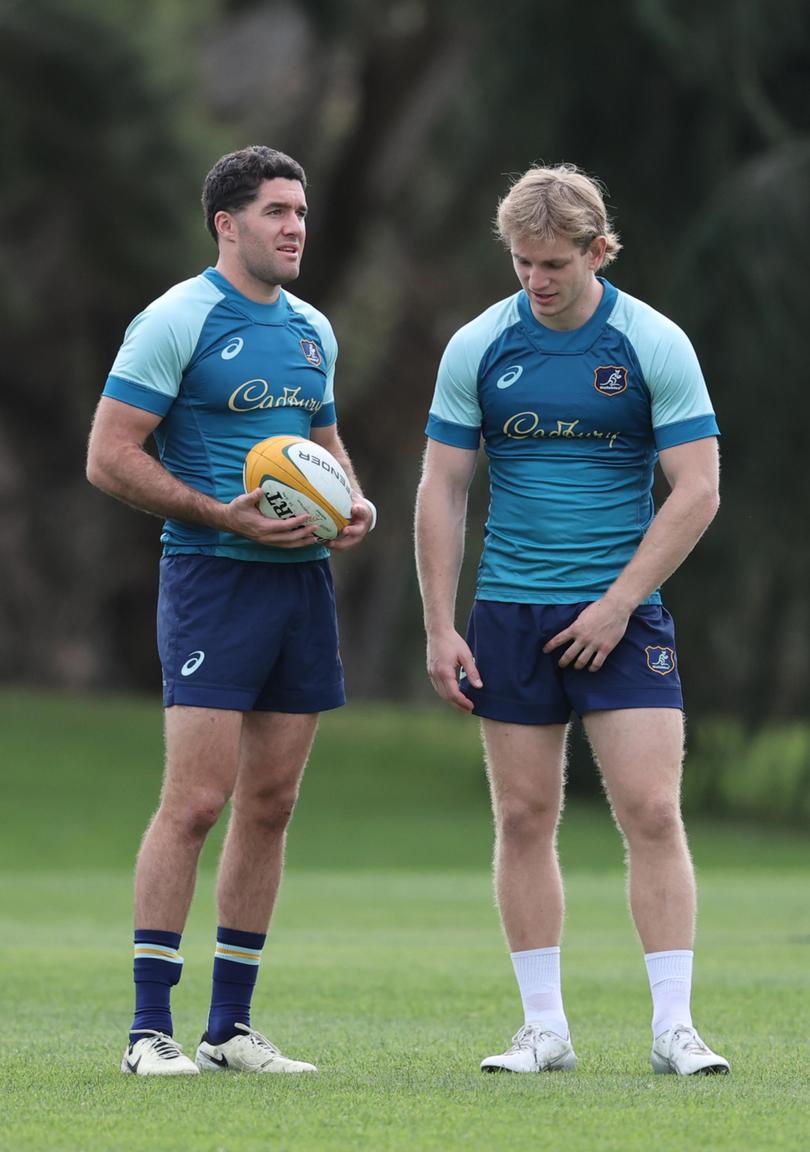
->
xmin=1 ymin=0 xmax=808 ymax=727
xmin=0 ymin=0 xmax=207 ymax=687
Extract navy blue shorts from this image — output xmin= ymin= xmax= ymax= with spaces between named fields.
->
xmin=461 ymin=601 xmax=683 ymax=724
xmin=157 ymin=555 xmax=345 ymax=713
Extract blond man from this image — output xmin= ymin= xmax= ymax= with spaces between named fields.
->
xmin=415 ymin=164 xmax=728 ymax=1076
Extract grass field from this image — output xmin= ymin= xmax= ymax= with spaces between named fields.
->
xmin=2 ymin=691 xmax=809 ymax=1152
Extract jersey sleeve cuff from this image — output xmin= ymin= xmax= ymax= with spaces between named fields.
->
xmin=310 ymin=402 xmax=337 ymax=428
xmin=425 ymin=413 xmax=481 ymax=449
xmin=654 ymin=413 xmax=720 ymax=451
xmin=103 ymin=375 xmax=175 ymax=417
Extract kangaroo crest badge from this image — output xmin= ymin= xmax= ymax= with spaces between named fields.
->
xmin=300 ymin=338 xmax=323 ymax=366
xmin=593 ymin=365 xmax=628 ymax=396
xmin=645 ymin=646 xmax=676 ymax=676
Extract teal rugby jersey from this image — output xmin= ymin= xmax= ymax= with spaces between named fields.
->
xmin=104 ymin=268 xmax=338 ymax=563
xmin=426 ymin=279 xmax=719 ymax=603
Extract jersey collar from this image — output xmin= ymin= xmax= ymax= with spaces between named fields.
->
xmin=203 ymin=267 xmax=290 ymax=325
xmin=517 ymin=277 xmax=618 ymax=354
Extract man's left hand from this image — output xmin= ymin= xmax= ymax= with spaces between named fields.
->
xmin=326 ymin=497 xmax=375 ymax=551
xmin=543 ymin=597 xmax=632 ymax=671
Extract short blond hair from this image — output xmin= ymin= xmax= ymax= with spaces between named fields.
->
xmin=495 ymin=163 xmax=622 ymax=267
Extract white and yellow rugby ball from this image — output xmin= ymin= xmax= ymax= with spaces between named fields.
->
xmin=243 ymin=435 xmax=352 ymax=541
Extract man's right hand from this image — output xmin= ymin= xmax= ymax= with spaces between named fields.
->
xmin=426 ymin=629 xmax=482 ymax=714
xmin=223 ymin=489 xmax=320 ymax=548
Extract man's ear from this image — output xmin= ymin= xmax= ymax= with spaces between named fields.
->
xmin=214 ymin=209 xmax=236 ymax=244
xmin=588 ymin=235 xmax=608 ymax=270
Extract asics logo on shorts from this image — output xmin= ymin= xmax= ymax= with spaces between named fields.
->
xmin=221 ymin=337 xmax=244 ymax=360
xmin=496 ymin=365 xmax=524 ymax=389
xmin=180 ymin=650 xmax=206 ymax=676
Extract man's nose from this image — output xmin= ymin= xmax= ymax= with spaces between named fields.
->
xmin=529 ymin=269 xmax=550 ymax=290
xmin=283 ymin=213 xmax=304 ymax=235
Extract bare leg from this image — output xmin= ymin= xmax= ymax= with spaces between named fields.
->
xmin=481 ymin=719 xmax=568 ymax=950
xmin=583 ymin=708 xmax=695 ymax=951
xmin=584 ymin=709 xmax=730 ymax=1069
xmin=216 ymin=711 xmax=319 ymax=932
xmin=478 ymin=720 xmax=577 ymax=1068
xmin=134 ymin=706 xmax=242 ymax=931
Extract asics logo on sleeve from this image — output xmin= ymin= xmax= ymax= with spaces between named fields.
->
xmin=180 ymin=651 xmax=206 ymax=676
xmin=221 ymin=337 xmax=244 ymax=360
xmin=496 ymin=365 xmax=524 ymax=389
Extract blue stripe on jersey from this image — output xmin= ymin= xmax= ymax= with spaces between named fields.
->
xmin=425 ymin=414 xmax=481 ymax=449
xmin=104 ymin=375 xmax=176 ymax=417
xmin=654 ymin=413 xmax=720 ymax=450
xmin=311 ymin=400 xmax=336 ymax=428
xmin=426 ymin=279 xmax=719 ymax=603
xmin=102 ymin=269 xmax=340 ymax=563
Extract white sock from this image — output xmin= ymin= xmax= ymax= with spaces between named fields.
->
xmin=511 ymin=947 xmax=569 ymax=1039
xmin=645 ymin=949 xmax=693 ymax=1037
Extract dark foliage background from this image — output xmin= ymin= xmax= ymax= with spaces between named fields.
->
xmin=1 ymin=0 xmax=808 ymax=735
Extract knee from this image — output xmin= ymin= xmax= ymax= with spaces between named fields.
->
xmin=236 ymin=783 xmax=300 ymax=836
xmin=496 ymin=794 xmax=560 ymax=843
xmin=617 ymin=794 xmax=683 ymax=844
xmin=162 ymin=790 xmax=229 ymax=841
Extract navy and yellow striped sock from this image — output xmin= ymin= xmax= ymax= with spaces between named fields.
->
xmin=205 ymin=927 xmax=266 ymax=1045
xmin=130 ymin=930 xmax=183 ymax=1043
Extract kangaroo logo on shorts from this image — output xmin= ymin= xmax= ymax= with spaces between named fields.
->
xmin=645 ymin=646 xmax=676 ymax=676
xmin=594 ymin=365 xmax=628 ymax=396
xmin=300 ymin=338 xmax=322 ymax=367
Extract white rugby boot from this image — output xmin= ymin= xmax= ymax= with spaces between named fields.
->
xmin=121 ymin=1030 xmax=199 ymax=1075
xmin=480 ymin=1023 xmax=577 ymax=1073
xmin=651 ymin=1024 xmax=730 ymax=1075
xmin=195 ymin=1023 xmax=318 ymax=1073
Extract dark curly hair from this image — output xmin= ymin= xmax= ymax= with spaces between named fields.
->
xmin=201 ymin=146 xmax=306 ymax=242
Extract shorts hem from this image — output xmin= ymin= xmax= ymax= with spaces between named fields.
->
xmin=575 ymin=694 xmax=683 ymax=716
xmin=463 ymin=690 xmax=570 ymax=726
xmin=254 ymin=688 xmax=346 ymax=714
xmin=164 ymin=682 xmax=346 ymax=713
xmin=163 ymin=683 xmax=256 ymax=711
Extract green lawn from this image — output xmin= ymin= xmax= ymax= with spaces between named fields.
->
xmin=1 ymin=692 xmax=809 ymax=1151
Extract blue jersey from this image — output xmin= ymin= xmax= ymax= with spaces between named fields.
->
xmin=103 ymin=267 xmax=338 ymax=563
xmin=426 ymin=279 xmax=719 ymax=603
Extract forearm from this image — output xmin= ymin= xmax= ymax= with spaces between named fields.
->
xmin=328 ymin=436 xmax=364 ymax=499
xmin=88 ymin=442 xmax=229 ymax=531
xmin=415 ymin=477 xmax=468 ymax=634
xmin=414 ymin=442 xmax=481 ymax=710
xmin=311 ymin=427 xmax=364 ymax=497
xmin=605 ymin=485 xmax=719 ymax=612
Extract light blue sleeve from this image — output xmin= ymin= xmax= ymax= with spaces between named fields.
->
xmin=427 ymin=296 xmax=521 ymax=449
xmin=285 ymin=294 xmax=338 ymax=421
xmin=608 ymin=292 xmax=719 ymax=450
xmin=104 ymin=276 xmax=224 ymax=416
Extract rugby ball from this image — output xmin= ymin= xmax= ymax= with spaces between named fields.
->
xmin=243 ymin=435 xmax=352 ymax=540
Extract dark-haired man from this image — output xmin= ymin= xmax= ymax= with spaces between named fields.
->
xmin=88 ymin=146 xmax=375 ymax=1076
